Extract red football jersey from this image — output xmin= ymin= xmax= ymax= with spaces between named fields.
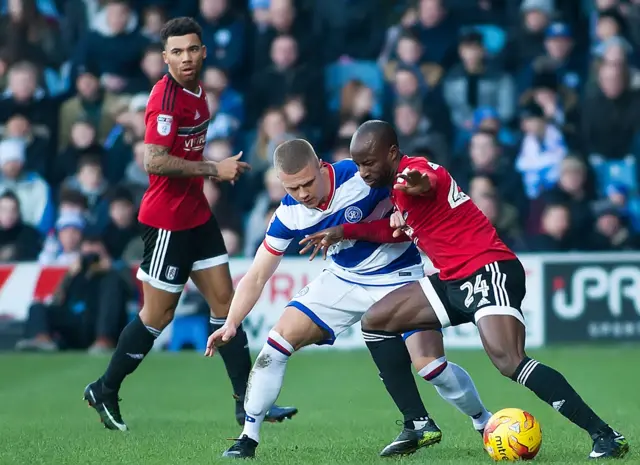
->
xmin=392 ymin=155 xmax=516 ymax=280
xmin=139 ymin=74 xmax=212 ymax=231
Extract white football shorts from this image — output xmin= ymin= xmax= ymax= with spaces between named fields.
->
xmin=288 ymin=270 xmax=423 ymax=345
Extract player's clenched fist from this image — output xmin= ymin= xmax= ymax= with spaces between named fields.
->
xmin=389 ymin=210 xmax=409 ymax=238
xmin=204 ymin=323 xmax=238 ymax=357
xmin=212 ymin=152 xmax=251 ymax=182
xmin=389 ymin=210 xmax=405 ymax=229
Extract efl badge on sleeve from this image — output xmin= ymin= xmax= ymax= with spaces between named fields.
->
xmin=157 ymin=114 xmax=173 ymax=136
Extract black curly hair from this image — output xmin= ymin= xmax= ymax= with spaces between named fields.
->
xmin=160 ymin=17 xmax=202 ymax=46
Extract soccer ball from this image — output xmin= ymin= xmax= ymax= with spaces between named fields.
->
xmin=483 ymin=408 xmax=542 ymax=461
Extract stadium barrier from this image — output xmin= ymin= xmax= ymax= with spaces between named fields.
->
xmin=0 ymin=253 xmax=638 ymax=350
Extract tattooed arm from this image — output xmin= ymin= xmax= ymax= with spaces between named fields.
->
xmin=143 ymin=144 xmax=219 ymax=178
xmin=143 ymin=144 xmax=251 ymax=181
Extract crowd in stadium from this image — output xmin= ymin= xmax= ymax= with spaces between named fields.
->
xmin=1 ymin=0 xmax=640 ymax=267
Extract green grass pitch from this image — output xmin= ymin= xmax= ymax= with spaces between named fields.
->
xmin=0 ymin=347 xmax=637 ymax=464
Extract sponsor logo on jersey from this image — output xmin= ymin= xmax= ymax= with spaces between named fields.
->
xmin=184 ymin=133 xmax=207 ymax=152
xmin=157 ymin=114 xmax=173 ymax=136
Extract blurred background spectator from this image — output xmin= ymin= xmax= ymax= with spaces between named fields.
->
xmin=0 ymin=190 xmax=42 ymax=261
xmin=15 ymin=233 xmax=132 ymax=353
xmin=0 ymin=0 xmax=639 ymax=267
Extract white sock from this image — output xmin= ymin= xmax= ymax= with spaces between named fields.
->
xmin=418 ymin=357 xmax=492 ymax=431
xmin=241 ymin=330 xmax=293 ymax=443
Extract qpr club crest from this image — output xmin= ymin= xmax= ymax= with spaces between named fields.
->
xmin=344 ymin=206 xmax=363 ymax=223
xmin=157 ymin=114 xmax=173 ymax=136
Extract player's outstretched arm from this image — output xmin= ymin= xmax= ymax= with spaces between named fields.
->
xmin=205 ymin=244 xmax=282 ymax=356
xmin=226 ymin=244 xmax=283 ymax=327
xmin=343 ymin=219 xmax=410 ymax=243
xmin=144 ymin=145 xmax=250 ymax=181
xmin=299 ymin=219 xmax=410 ymax=261
xmin=394 ymin=169 xmax=435 ymax=196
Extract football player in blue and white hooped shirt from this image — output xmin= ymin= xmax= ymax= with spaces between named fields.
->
xmin=208 ymin=139 xmax=491 ymax=459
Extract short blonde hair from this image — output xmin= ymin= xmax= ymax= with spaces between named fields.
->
xmin=273 ymin=139 xmax=318 ymax=174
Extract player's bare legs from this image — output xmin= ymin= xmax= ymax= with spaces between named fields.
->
xmin=475 ymin=314 xmax=525 ymax=378
xmin=360 ymin=281 xmax=444 ymax=444
xmin=363 ymin=280 xmax=628 ymax=459
xmin=223 ymin=308 xmax=322 ymax=458
xmin=357 ymin=287 xmax=443 ymax=457
xmin=191 ymin=264 xmax=298 ymax=426
xmin=477 ymin=314 xmax=629 ymax=459
xmin=225 ymin=306 xmax=444 ymax=459
xmin=405 ymin=330 xmax=444 ymax=371
xmin=405 ymin=331 xmax=492 ymax=434
xmin=191 ymin=264 xmax=251 ymax=421
xmin=362 ymin=287 xmax=491 ymax=448
xmin=362 ymin=282 xmax=440 ymax=333
xmin=139 ymin=283 xmax=182 ymax=329
xmin=84 ymin=283 xmax=181 ymax=430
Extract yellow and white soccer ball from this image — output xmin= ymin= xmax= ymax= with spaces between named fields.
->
xmin=483 ymin=408 xmax=542 ymax=461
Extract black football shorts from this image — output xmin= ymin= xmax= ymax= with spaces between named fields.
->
xmin=136 ymin=215 xmax=228 ymax=293
xmin=418 ymin=259 xmax=527 ymax=327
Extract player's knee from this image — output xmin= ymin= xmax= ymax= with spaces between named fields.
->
xmin=488 ymin=349 xmax=523 ymax=378
xmin=219 ymin=287 xmax=234 ymax=308
xmin=270 ymin=323 xmax=308 ymax=352
xmin=271 ymin=307 xmax=325 ymax=350
xmin=209 ymin=288 xmax=234 ymax=317
xmin=361 ymin=304 xmax=391 ymax=331
xmin=263 ymin=329 xmax=296 ymax=356
xmin=139 ymin=303 xmax=176 ymax=330
xmin=411 ymin=356 xmax=438 ymax=373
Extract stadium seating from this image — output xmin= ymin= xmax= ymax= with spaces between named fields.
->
xmin=324 ymin=60 xmax=384 ymax=117
xmin=474 ymin=25 xmax=507 ymax=55
xmin=590 ymin=156 xmax=639 ymax=196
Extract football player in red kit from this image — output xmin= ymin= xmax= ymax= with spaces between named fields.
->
xmin=300 ymin=120 xmax=628 ymax=460
xmin=84 ymin=17 xmax=296 ymax=430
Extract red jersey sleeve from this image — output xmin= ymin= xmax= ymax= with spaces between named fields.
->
xmin=342 ymin=219 xmax=410 ymax=243
xmin=144 ymin=82 xmax=178 ymax=148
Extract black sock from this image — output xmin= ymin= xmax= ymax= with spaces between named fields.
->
xmin=210 ymin=317 xmax=252 ymax=400
xmin=512 ymin=357 xmax=609 ymax=437
xmin=101 ymin=316 xmax=158 ymax=392
xmin=362 ymin=329 xmax=429 ymax=425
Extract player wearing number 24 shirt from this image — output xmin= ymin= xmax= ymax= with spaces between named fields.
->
xmin=208 ymin=139 xmax=493 ymax=459
xmin=301 ymin=120 xmax=628 ymax=460
xmin=380 ymin=151 xmax=515 ymax=281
